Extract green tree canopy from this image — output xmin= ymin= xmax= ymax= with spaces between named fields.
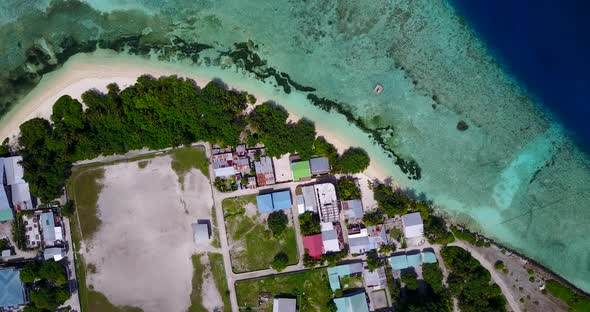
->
xmin=267 ymin=211 xmax=288 ymax=236
xmin=298 ymin=211 xmax=321 ymax=236
xmin=334 ymin=147 xmax=370 ymax=174
xmin=19 ymin=262 xmax=39 ymax=283
xmin=401 ymin=270 xmax=419 ymax=290
xmin=335 ymin=177 xmax=361 ymax=200
xmin=271 ymin=252 xmax=289 ymax=272
xmin=38 ymin=260 xmax=67 ymax=285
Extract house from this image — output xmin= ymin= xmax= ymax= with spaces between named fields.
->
xmin=303 ymin=234 xmax=324 ymax=259
xmin=192 ymin=222 xmax=211 ymax=244
xmin=273 ymin=297 xmax=296 ymax=312
xmin=314 ymin=183 xmax=339 ymax=222
xmin=348 ymin=231 xmax=370 ymax=255
xmin=0 ymin=268 xmax=25 ymax=309
xmin=321 ymin=222 xmax=341 ymax=253
xmin=291 ymin=161 xmax=311 ymax=181
xmin=273 ymin=156 xmax=293 ymax=183
xmin=0 ymin=186 xmax=13 ymax=222
xmin=333 ymin=292 xmax=369 ymax=312
xmin=309 ymin=157 xmax=330 ymax=176
xmin=296 ymin=195 xmax=306 ymax=214
xmin=390 ymin=254 xmax=408 ymax=270
xmin=367 ymin=225 xmax=388 ymax=250
xmin=363 ymin=266 xmax=387 ymax=290
xmin=2 ymin=156 xmax=25 ymax=185
xmin=406 ymin=253 xmax=422 ymax=268
xmin=422 ymin=251 xmax=437 ymax=264
xmin=254 ymin=156 xmax=276 ymax=186
xmin=236 ymin=144 xmax=247 ymax=157
xmin=401 ymin=212 xmax=423 ymax=239
xmin=40 ymin=211 xmax=62 ymax=246
xmin=327 ymin=263 xmax=364 ymax=290
xmin=233 ymin=156 xmax=251 ymax=175
xmin=299 ymin=186 xmax=318 ymax=214
xmin=43 ymin=247 xmax=65 ymax=261
xmin=256 ymin=191 xmax=292 ymax=213
xmin=341 ymin=200 xmax=363 ymax=222
xmin=212 ymin=152 xmax=236 ymax=178
xmin=11 ymin=182 xmax=33 ymax=211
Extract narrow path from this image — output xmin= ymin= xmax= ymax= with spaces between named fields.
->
xmin=61 ymin=217 xmax=82 ymax=312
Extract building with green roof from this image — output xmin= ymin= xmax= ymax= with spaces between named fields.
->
xmin=334 ymin=292 xmax=369 ymax=312
xmin=291 ymin=161 xmax=311 ymax=181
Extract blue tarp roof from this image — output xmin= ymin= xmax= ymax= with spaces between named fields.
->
xmin=256 ymin=194 xmax=274 ymax=213
xmin=390 ymin=255 xmax=408 ymax=270
xmin=271 ymin=191 xmax=292 ymax=210
xmin=0 ymin=268 xmax=24 ymax=308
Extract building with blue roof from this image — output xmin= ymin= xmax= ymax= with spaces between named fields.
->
xmin=390 ymin=255 xmax=408 ymax=270
xmin=271 ymin=191 xmax=292 ymax=210
xmin=256 ymin=194 xmax=274 ymax=213
xmin=406 ymin=253 xmax=422 ymax=268
xmin=256 ymin=191 xmax=293 ymax=213
xmin=334 ymin=292 xmax=369 ymax=312
xmin=0 ymin=268 xmax=25 ymax=309
xmin=40 ymin=211 xmax=56 ymax=245
xmin=422 ymin=251 xmax=438 ymax=264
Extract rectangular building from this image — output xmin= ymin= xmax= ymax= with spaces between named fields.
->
xmin=291 ymin=161 xmax=311 ymax=181
xmin=0 ymin=268 xmax=25 ymax=309
xmin=402 ymin=212 xmax=424 ymax=239
xmin=254 ymin=156 xmax=276 ymax=186
xmin=273 ymin=155 xmax=293 ymax=183
xmin=309 ymin=157 xmax=330 ymax=176
xmin=314 ymin=183 xmax=339 ymax=222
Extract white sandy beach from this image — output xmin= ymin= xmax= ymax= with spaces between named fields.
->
xmin=0 ymin=50 xmax=392 ymax=181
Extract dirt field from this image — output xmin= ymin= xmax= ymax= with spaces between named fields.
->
xmin=77 ymin=154 xmax=216 ymax=312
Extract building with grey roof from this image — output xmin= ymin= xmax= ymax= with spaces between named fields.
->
xmin=348 ymin=235 xmax=370 ymax=255
xmin=192 ymin=222 xmax=211 ymax=244
xmin=40 ymin=211 xmax=60 ymax=246
xmin=341 ymin=200 xmax=363 ymax=222
xmin=402 ymin=212 xmax=424 ymax=239
xmin=301 ymin=186 xmax=318 ymax=214
xmin=309 ymin=157 xmax=330 ymax=176
xmin=255 ymin=156 xmax=275 ymax=186
xmin=43 ymin=247 xmax=65 ymax=261
xmin=273 ymin=297 xmax=296 ymax=312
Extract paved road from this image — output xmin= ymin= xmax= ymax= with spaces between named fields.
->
xmin=62 ymin=217 xmax=82 ymax=312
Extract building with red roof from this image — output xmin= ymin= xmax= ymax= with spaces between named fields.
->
xmin=303 ymin=234 xmax=324 ymax=259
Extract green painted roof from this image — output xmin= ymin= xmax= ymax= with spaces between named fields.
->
xmin=422 ymin=252 xmax=437 ymax=264
xmin=0 ymin=209 xmax=13 ymax=222
xmin=291 ymin=161 xmax=311 ymax=181
xmin=407 ymin=253 xmax=422 ymax=267
xmin=334 ymin=293 xmax=369 ymax=312
xmin=390 ymin=255 xmax=408 ymax=270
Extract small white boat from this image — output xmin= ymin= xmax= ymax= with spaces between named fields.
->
xmin=374 ymin=84 xmax=383 ymax=94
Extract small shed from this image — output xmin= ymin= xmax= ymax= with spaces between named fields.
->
xmin=309 ymin=157 xmax=330 ymax=176
xmin=271 ymin=191 xmax=292 ymax=210
xmin=401 ymin=212 xmax=424 ymax=239
xmin=192 ymin=223 xmax=211 ymax=244
xmin=291 ymin=161 xmax=311 ymax=181
xmin=256 ymin=194 xmax=275 ymax=213
xmin=273 ymin=297 xmax=296 ymax=312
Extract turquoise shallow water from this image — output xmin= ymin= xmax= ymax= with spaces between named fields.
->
xmin=0 ymin=0 xmax=589 ymax=291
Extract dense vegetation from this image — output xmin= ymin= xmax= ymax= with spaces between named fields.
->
xmin=370 ymin=182 xmax=454 ymax=244
xmin=20 ymin=260 xmax=70 ymax=312
xmin=298 ymin=211 xmax=321 ymax=236
xmin=335 ymin=177 xmax=361 ymax=200
xmin=267 ymin=211 xmax=288 ymax=236
xmin=271 ymin=252 xmax=289 ymax=272
xmin=545 ymin=279 xmax=590 ymax=312
xmin=441 ymin=246 xmax=506 ymax=312
xmin=18 ymin=76 xmax=371 ymax=202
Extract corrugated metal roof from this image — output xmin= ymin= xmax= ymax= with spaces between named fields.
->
xmin=402 ymin=212 xmax=423 ymax=226
xmin=422 ymin=251 xmax=437 ymax=264
xmin=256 ymin=194 xmax=274 ymax=213
xmin=291 ymin=161 xmax=311 ymax=181
xmin=271 ymin=191 xmax=292 ymax=210
xmin=40 ymin=211 xmax=56 ymax=243
xmin=2 ymin=156 xmax=24 ymax=186
xmin=390 ymin=255 xmax=408 ymax=270
xmin=407 ymin=253 xmax=422 ymax=267
xmin=273 ymin=298 xmax=296 ymax=312
xmin=0 ymin=268 xmax=25 ymax=308
xmin=341 ymin=200 xmax=363 ymax=219
xmin=11 ymin=183 xmax=32 ymax=210
xmin=193 ymin=223 xmax=210 ymax=243
xmin=309 ymin=157 xmax=330 ymax=175
xmin=303 ymin=234 xmax=324 ymax=259
xmin=334 ymin=293 xmax=369 ymax=312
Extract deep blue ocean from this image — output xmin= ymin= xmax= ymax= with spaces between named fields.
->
xmin=451 ymin=0 xmax=590 ymax=150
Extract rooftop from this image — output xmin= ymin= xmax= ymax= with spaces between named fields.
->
xmin=40 ymin=211 xmax=56 ymax=243
xmin=402 ymin=212 xmax=423 ymax=227
xmin=256 ymin=194 xmax=274 ymax=213
xmin=390 ymin=254 xmax=408 ymax=270
xmin=303 ymin=234 xmax=324 ymax=259
xmin=2 ymin=156 xmax=25 ymax=186
xmin=271 ymin=191 xmax=292 ymax=210
xmin=309 ymin=157 xmax=330 ymax=175
xmin=273 ymin=156 xmax=293 ymax=182
xmin=192 ymin=223 xmax=211 ymax=244
xmin=406 ymin=253 xmax=422 ymax=267
xmin=341 ymin=199 xmax=363 ymax=220
xmin=334 ymin=292 xmax=369 ymax=312
xmin=273 ymin=297 xmax=296 ymax=312
xmin=291 ymin=161 xmax=311 ymax=181
xmin=422 ymin=251 xmax=437 ymax=264
xmin=0 ymin=268 xmax=25 ymax=308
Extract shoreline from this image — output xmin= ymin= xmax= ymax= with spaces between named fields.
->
xmin=0 ymin=51 xmax=391 ymax=182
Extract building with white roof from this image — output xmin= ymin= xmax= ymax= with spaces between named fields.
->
xmin=402 ymin=212 xmax=424 ymax=239
xmin=299 ymin=185 xmax=318 ymax=214
xmin=192 ymin=222 xmax=211 ymax=244
xmin=272 ymin=155 xmax=293 ymax=183
xmin=2 ymin=156 xmax=25 ymax=185
xmin=314 ymin=183 xmax=339 ymax=222
xmin=11 ymin=183 xmax=33 ymax=211
xmin=40 ymin=211 xmax=62 ymax=246
xmin=321 ymin=222 xmax=341 ymax=253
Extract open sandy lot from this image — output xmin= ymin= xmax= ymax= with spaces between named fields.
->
xmin=80 ymin=155 xmax=218 ymax=312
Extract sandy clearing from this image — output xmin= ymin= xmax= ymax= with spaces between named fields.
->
xmin=82 ymin=155 xmax=214 ymax=312
xmin=199 ymin=255 xmax=224 ymax=312
xmin=0 ymin=51 xmax=389 ymax=181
